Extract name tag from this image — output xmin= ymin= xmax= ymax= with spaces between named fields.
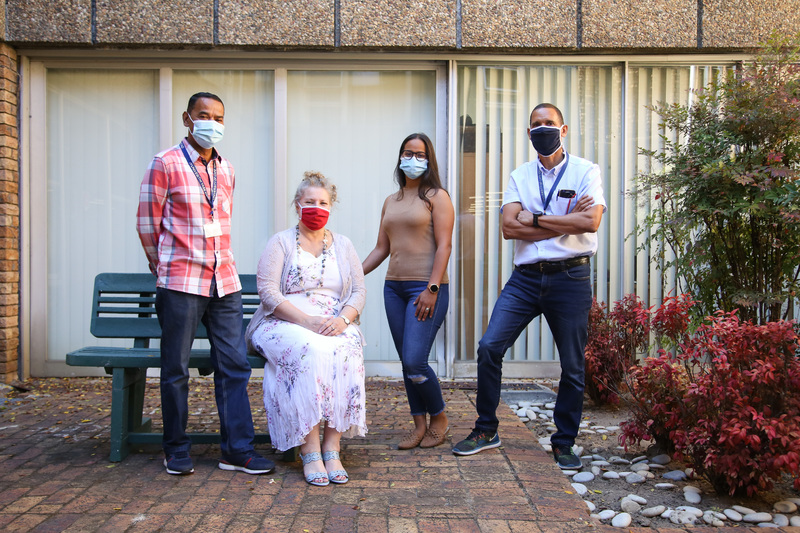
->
xmin=204 ymin=220 xmax=223 ymax=238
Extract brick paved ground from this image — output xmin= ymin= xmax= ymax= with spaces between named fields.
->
xmin=0 ymin=378 xmax=795 ymax=533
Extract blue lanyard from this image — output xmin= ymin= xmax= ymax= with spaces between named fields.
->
xmin=537 ymin=152 xmax=569 ymax=213
xmin=180 ymin=143 xmax=217 ymax=218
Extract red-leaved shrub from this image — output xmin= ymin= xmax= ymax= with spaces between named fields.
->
xmin=584 ymin=295 xmax=650 ymax=406
xmin=621 ymin=311 xmax=800 ymax=496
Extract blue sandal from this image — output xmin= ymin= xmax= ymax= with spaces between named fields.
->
xmin=299 ymin=451 xmax=329 ymax=487
xmin=322 ymin=450 xmax=349 ymax=484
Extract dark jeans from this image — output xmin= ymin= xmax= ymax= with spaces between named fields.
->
xmin=474 ymin=263 xmax=592 ymax=448
xmin=384 ymin=280 xmax=449 ymax=416
xmin=155 ymin=287 xmax=255 ymax=457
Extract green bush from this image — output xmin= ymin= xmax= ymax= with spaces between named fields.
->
xmin=635 ymin=34 xmax=800 ymax=323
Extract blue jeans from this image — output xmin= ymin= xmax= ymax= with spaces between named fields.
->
xmin=474 ymin=263 xmax=592 ymax=448
xmin=155 ymin=286 xmax=256 ymax=457
xmin=384 ymin=281 xmax=449 ymax=416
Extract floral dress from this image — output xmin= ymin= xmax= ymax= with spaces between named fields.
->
xmin=249 ymin=244 xmax=367 ymax=451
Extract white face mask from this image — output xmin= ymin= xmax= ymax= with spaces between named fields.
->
xmin=188 ymin=116 xmax=225 ymax=149
xmin=399 ymin=157 xmax=428 ymax=179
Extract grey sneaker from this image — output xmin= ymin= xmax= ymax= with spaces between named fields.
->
xmin=452 ymin=430 xmax=502 ymax=456
xmin=553 ymin=445 xmax=582 ymax=469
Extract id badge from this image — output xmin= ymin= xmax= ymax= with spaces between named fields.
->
xmin=204 ymin=220 xmax=223 ymax=238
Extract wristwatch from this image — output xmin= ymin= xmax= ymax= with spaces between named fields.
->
xmin=428 ymin=284 xmax=440 ymax=294
xmin=532 ymin=212 xmax=543 ymax=228
xmin=340 ymin=315 xmax=351 ymax=325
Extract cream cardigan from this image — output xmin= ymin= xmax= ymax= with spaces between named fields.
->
xmin=245 ymin=227 xmax=367 ymax=354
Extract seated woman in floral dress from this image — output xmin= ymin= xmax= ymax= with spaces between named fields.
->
xmin=245 ymin=171 xmax=367 ymax=487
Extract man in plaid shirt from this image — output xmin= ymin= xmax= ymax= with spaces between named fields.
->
xmin=137 ymin=92 xmax=273 ymax=476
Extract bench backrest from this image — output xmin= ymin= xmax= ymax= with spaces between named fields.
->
xmin=90 ymin=273 xmax=260 ymax=346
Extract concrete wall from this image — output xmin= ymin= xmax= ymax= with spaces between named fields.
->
xmin=3 ymin=0 xmax=799 ymax=50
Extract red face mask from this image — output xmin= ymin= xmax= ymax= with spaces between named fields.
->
xmin=299 ymin=205 xmax=330 ymax=230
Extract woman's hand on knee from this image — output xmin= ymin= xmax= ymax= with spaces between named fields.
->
xmin=318 ymin=316 xmax=346 ymax=337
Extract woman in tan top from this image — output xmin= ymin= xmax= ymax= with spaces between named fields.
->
xmin=362 ymin=133 xmax=455 ymax=449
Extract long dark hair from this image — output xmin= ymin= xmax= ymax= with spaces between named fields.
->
xmin=394 ymin=133 xmax=447 ymax=208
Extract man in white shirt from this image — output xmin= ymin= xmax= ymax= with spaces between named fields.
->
xmin=453 ymin=103 xmax=606 ymax=469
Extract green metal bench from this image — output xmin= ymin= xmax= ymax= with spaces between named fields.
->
xmin=66 ymin=272 xmax=284 ymax=462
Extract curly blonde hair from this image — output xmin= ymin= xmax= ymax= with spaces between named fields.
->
xmin=292 ymin=170 xmax=338 ymax=206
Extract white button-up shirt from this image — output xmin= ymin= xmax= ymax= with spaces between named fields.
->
xmin=502 ymin=150 xmax=607 ymax=265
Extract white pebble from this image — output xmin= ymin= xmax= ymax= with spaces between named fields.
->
xmin=515 ymin=408 xmax=527 ymax=417
xmin=669 ymin=510 xmax=697 ymax=525
xmin=703 ymin=510 xmax=723 ymax=526
xmin=570 ymin=483 xmax=587 ymax=496
xmin=572 ymin=472 xmax=594 ymax=483
xmin=774 ymin=501 xmax=798 ymax=514
xmin=573 ymin=446 xmax=584 ymax=457
xmin=773 ymin=514 xmax=789 ymax=527
xmin=602 ymin=471 xmax=620 ymax=480
xmin=590 ymin=466 xmax=601 ymax=476
xmin=546 ymin=426 xmax=557 ymax=433
xmin=606 ymin=425 xmax=620 ymax=431
xmin=660 ymin=509 xmax=672 ymax=518
xmin=655 ymin=483 xmax=675 ymax=490
xmin=743 ymin=512 xmax=773 ymax=523
xmin=590 ymin=460 xmax=610 ymax=466
xmin=630 ymin=463 xmax=650 ymax=472
xmin=682 ymin=485 xmax=701 ymax=494
xmin=611 ymin=513 xmax=632 ymax=528
xmin=626 ymin=494 xmax=647 ymax=505
xmin=538 ymin=413 xmax=549 ymax=420
xmin=732 ymin=505 xmax=756 ymax=515
xmin=786 ymin=497 xmax=800 ymax=506
xmin=580 ymin=429 xmax=596 ymax=435
xmin=684 ymin=491 xmax=701 ymax=504
xmin=625 ymin=473 xmax=646 ymax=484
xmin=756 ymin=523 xmax=779 ymax=528
xmin=597 ymin=509 xmax=616 ymax=520
xmin=545 ymin=402 xmax=555 ymax=409
xmin=525 ymin=409 xmax=537 ymax=419
xmin=585 ymin=500 xmax=596 ymax=512
xmin=631 ymin=455 xmax=647 ymax=463
xmin=620 ymin=498 xmax=641 ymax=514
xmin=609 ymin=456 xmax=630 ymax=465
xmin=676 ymin=506 xmax=703 ymax=517
xmin=723 ymin=509 xmax=742 ymax=522
xmin=642 ymin=505 xmax=666 ymax=517
xmin=561 ymin=470 xmax=579 ymax=476
xmin=790 ymin=516 xmax=800 ymax=526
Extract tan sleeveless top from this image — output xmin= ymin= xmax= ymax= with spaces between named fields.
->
xmin=383 ymin=190 xmax=449 ymax=283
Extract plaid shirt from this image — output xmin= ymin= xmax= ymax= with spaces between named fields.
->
xmin=136 ymin=139 xmax=242 ymax=297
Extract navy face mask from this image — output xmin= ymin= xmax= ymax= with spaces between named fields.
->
xmin=529 ymin=125 xmax=563 ymax=157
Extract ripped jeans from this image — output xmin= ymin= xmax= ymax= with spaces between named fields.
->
xmin=383 ymin=280 xmax=449 ymax=416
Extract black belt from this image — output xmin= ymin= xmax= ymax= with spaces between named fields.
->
xmin=515 ymin=256 xmax=590 ymax=274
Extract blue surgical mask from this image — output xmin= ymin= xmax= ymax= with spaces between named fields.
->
xmin=189 ymin=116 xmax=225 ymax=149
xmin=529 ymin=125 xmax=564 ymax=157
xmin=399 ymin=157 xmax=428 ymax=179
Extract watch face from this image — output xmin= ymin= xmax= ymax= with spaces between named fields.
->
xmin=429 ymin=284 xmax=439 ymax=293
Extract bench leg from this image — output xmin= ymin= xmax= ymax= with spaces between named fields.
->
xmin=109 ymin=367 xmax=151 ymax=462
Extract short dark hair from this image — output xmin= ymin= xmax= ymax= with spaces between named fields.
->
xmin=530 ymin=103 xmax=564 ymax=126
xmin=187 ymin=92 xmax=224 ymax=113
